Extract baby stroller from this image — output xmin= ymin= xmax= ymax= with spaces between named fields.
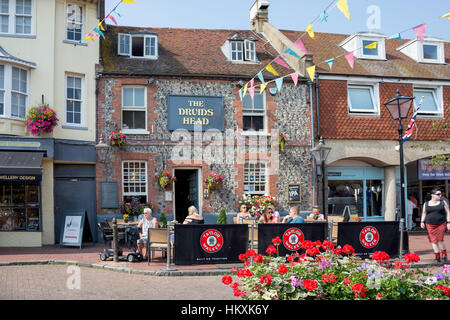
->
xmin=98 ymin=222 xmax=143 ymax=262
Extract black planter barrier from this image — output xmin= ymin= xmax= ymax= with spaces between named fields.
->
xmin=257 ymin=223 xmax=328 ymax=257
xmin=337 ymin=221 xmax=406 ymax=258
xmin=173 ymin=224 xmax=249 ymax=265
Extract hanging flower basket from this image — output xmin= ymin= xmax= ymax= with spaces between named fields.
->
xmin=24 ymin=104 xmax=59 ymax=136
xmin=203 ymin=173 xmax=224 ymax=192
xmin=240 ymin=194 xmax=274 ymax=218
xmin=109 ymin=131 xmax=127 ymax=147
xmin=119 ymin=201 xmax=152 ymax=217
xmin=279 ymin=132 xmax=287 ymax=152
xmin=157 ymin=170 xmax=176 ymax=190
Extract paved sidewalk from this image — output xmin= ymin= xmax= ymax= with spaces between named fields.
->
xmin=0 ymin=232 xmax=448 ymax=275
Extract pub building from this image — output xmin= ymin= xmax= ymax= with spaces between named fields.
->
xmin=95 ymin=25 xmax=316 ymax=224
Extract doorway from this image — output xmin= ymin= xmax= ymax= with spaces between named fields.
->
xmin=174 ymin=169 xmax=199 ymax=223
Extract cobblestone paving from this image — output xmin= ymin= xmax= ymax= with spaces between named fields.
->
xmin=0 ymin=265 xmax=238 ymax=300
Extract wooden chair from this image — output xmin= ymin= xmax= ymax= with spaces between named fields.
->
xmin=327 ymin=216 xmax=344 ymax=242
xmin=147 ymin=228 xmax=168 ymax=264
xmin=248 ymin=223 xmax=258 ymax=250
xmin=241 ymin=218 xmax=256 ymax=224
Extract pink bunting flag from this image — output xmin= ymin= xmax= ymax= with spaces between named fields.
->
xmin=250 ymin=78 xmax=254 ymax=88
xmin=344 ymin=51 xmax=354 ymax=69
xmin=294 ymin=38 xmax=308 ymax=55
xmin=106 ymin=14 xmax=118 ymax=25
xmin=413 ymin=24 xmax=426 ymax=43
xmin=274 ymin=57 xmax=289 ymax=69
xmin=290 ymin=72 xmax=299 ymax=86
xmin=248 ymin=86 xmax=255 ymax=100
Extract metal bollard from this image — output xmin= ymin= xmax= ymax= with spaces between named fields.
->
xmin=161 ymin=222 xmax=177 ymax=271
xmin=112 ymin=218 xmax=119 ymax=262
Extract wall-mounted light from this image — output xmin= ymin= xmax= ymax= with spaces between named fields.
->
xmin=147 ymin=77 xmax=155 ymax=85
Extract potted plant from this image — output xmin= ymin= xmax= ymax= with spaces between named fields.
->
xmin=24 ymin=104 xmax=59 ymax=136
xmin=157 ymin=170 xmax=176 ymax=190
xmin=279 ymin=132 xmax=286 ymax=152
xmin=203 ymin=173 xmax=224 ymax=192
xmin=217 ymin=209 xmax=227 ymax=224
xmin=240 ymin=194 xmax=274 ymax=219
xmin=109 ymin=131 xmax=127 ymax=147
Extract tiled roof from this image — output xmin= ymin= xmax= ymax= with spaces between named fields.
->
xmin=100 ymin=25 xmax=279 ymax=78
xmin=281 ymin=30 xmax=450 ymax=80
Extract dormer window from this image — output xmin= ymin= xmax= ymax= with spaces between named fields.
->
xmin=340 ymin=33 xmax=386 ymax=60
xmin=397 ymin=38 xmax=444 ymax=64
xmin=118 ymin=33 xmax=158 ymax=59
xmin=222 ymin=35 xmax=257 ymax=63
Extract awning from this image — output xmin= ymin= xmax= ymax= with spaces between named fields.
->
xmin=0 ymin=151 xmax=44 ymax=176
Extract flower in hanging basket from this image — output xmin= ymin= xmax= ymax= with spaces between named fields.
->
xmin=203 ymin=173 xmax=224 ymax=191
xmin=24 ymin=104 xmax=59 ymax=136
xmin=120 ymin=201 xmax=152 ymax=216
xmin=108 ymin=131 xmax=127 ymax=147
xmin=240 ymin=194 xmax=274 ymax=218
xmin=279 ymin=132 xmax=287 ymax=152
xmin=156 ymin=170 xmax=176 ymax=190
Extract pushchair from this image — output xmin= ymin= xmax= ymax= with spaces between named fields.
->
xmin=97 ymin=221 xmax=143 ymax=262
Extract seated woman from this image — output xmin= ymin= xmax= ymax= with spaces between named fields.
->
xmin=182 ymin=206 xmax=204 ymax=224
xmin=259 ymin=205 xmax=279 ymax=223
xmin=235 ymin=204 xmax=251 ymax=223
xmin=307 ymin=206 xmax=325 ymax=220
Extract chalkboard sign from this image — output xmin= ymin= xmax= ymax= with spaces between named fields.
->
xmin=287 ymin=184 xmax=301 ymax=204
xmin=60 ymin=210 xmax=91 ymax=248
xmin=100 ymin=182 xmax=118 ymax=209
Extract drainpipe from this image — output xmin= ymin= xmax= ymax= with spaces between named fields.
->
xmin=308 ymin=80 xmax=316 ymax=207
xmin=315 ymin=71 xmax=320 ymax=139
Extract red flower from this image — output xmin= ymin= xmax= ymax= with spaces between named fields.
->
xmin=342 ymin=244 xmax=355 ymax=255
xmin=351 ymin=283 xmax=367 ymax=298
xmin=272 ymin=236 xmax=282 ymax=246
xmin=222 ymin=275 xmax=232 ymax=285
xmin=372 ymin=251 xmax=390 ymax=261
xmin=231 ymin=282 xmax=239 ymax=289
xmin=259 ymin=274 xmax=272 ymax=285
xmin=435 ymin=285 xmax=450 ymax=296
xmin=403 ymin=253 xmax=420 ymax=264
xmin=238 ymin=253 xmax=248 ymax=261
xmin=301 ymin=240 xmax=314 ymax=250
xmin=322 ymin=240 xmax=335 ymax=251
xmin=246 ymin=249 xmax=256 ymax=257
xmin=342 ymin=277 xmax=351 ymax=286
xmin=277 ymin=264 xmax=288 ymax=274
xmin=303 ymin=279 xmax=318 ymax=291
xmin=253 ymin=254 xmax=264 ymax=263
xmin=394 ymin=261 xmax=409 ymax=270
xmin=266 ymin=245 xmax=277 ymax=255
xmin=306 ymin=247 xmax=320 ymax=256
xmin=243 ymin=261 xmax=250 ymax=267
xmin=334 ymin=248 xmax=342 ymax=255
xmin=321 ymin=273 xmax=337 ymax=284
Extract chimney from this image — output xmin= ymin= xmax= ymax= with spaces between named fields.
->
xmin=250 ymin=0 xmax=269 ymax=33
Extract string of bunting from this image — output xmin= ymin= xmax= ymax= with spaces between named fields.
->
xmin=240 ymin=0 xmax=450 ymax=101
xmin=80 ymin=0 xmax=137 ymax=43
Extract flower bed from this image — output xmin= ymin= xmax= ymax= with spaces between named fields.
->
xmin=222 ymin=239 xmax=450 ymax=300
xmin=25 ymin=104 xmax=59 ymax=136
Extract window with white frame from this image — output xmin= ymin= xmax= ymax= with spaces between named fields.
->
xmin=118 ymin=33 xmax=158 ymax=59
xmin=122 ymin=86 xmax=146 ymax=131
xmin=413 ymin=88 xmax=442 ymax=117
xmin=66 ymin=3 xmax=83 ymax=41
xmin=66 ymin=75 xmax=83 ymax=125
xmin=244 ymin=162 xmax=267 ymax=196
xmin=0 ymin=64 xmax=28 ymax=119
xmin=0 ymin=0 xmax=33 ymax=35
xmin=242 ymin=92 xmax=265 ymax=132
xmin=347 ymin=84 xmax=378 ymax=115
xmin=122 ymin=161 xmax=147 ymax=203
xmin=230 ymin=40 xmax=256 ymax=62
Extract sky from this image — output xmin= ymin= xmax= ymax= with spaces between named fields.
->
xmin=104 ymin=0 xmax=450 ymax=41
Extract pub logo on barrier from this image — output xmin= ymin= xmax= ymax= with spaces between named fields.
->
xmin=200 ymin=229 xmax=224 ymax=253
xmin=359 ymin=226 xmax=380 ymax=249
xmin=283 ymin=228 xmax=304 ymax=251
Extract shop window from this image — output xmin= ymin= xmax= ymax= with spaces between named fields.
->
xmin=242 ymin=92 xmax=265 ymax=132
xmin=122 ymin=161 xmax=147 ymax=203
xmin=243 ymin=162 xmax=267 ymax=196
xmin=328 ymin=180 xmax=364 ymax=216
xmin=66 ymin=3 xmax=83 ymax=42
xmin=122 ymin=86 xmax=146 ymax=131
xmin=0 ymin=182 xmax=40 ymax=231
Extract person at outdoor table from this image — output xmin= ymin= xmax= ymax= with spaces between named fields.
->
xmin=307 ymin=206 xmax=325 ymax=220
xmin=259 ymin=205 xmax=279 ymax=223
xmin=282 ymin=206 xmax=305 ymax=223
xmin=420 ymin=188 xmax=450 ymax=262
xmin=235 ymin=204 xmax=251 ymax=223
xmin=182 ymin=206 xmax=204 ymax=224
xmin=137 ymin=208 xmax=159 ymax=258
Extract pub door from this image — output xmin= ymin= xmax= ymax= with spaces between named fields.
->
xmin=174 ymin=169 xmax=199 ymax=223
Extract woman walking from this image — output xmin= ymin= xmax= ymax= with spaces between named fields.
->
xmin=420 ymin=188 xmax=450 ymax=262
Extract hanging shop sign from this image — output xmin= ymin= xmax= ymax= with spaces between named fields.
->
xmin=418 ymin=158 xmax=450 ymax=180
xmin=0 ymin=174 xmax=41 ymax=182
xmin=167 ymin=95 xmax=224 ymax=131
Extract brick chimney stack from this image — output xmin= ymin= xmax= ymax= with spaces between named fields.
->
xmin=250 ymin=0 xmax=269 ymax=33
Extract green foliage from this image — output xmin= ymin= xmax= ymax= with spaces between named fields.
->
xmin=160 ymin=213 xmax=167 ymax=228
xmin=217 ymin=209 xmax=227 ymax=224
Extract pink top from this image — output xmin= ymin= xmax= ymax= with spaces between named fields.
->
xmin=259 ymin=211 xmax=280 ymax=223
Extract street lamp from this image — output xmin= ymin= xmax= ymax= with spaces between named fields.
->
xmin=95 ymin=135 xmax=109 ymax=163
xmin=384 ymin=89 xmax=414 ymax=258
xmin=311 ymin=137 xmax=332 ymax=220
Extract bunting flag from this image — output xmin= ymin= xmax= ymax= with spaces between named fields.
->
xmin=260 ymin=83 xmax=267 ymax=94
xmin=402 ymin=97 xmax=423 ymax=142
xmin=250 ymin=78 xmax=254 ymax=88
xmin=337 ymin=0 xmax=351 ymax=20
xmin=93 ymin=27 xmax=105 ymax=39
xmin=98 ymin=22 xmax=105 ymax=31
xmin=243 ymin=83 xmax=248 ymax=97
xmin=274 ymin=57 xmax=290 ymax=69
xmin=290 ymin=72 xmax=299 ymax=86
xmin=294 ymin=38 xmax=308 ymax=55
xmin=413 ymin=23 xmax=426 ymax=43
xmin=238 ymin=88 xmax=243 ymax=101
xmin=442 ymin=12 xmax=450 ymax=19
xmin=325 ymin=58 xmax=334 ymax=70
xmin=257 ymin=71 xmax=265 ymax=84
xmin=122 ymin=0 xmax=136 ymax=3
xmin=344 ymin=51 xmax=354 ymax=68
xmin=306 ymin=65 xmax=316 ymax=82
xmin=319 ymin=10 xmax=328 ymax=23
xmin=266 ymin=64 xmax=279 ymax=76
xmin=248 ymin=86 xmax=255 ymax=100
xmin=387 ymin=33 xmax=402 ymax=41
xmin=364 ymin=41 xmax=377 ymax=49
xmin=284 ymin=48 xmax=301 ymax=59
xmin=106 ymin=14 xmax=118 ymax=25
xmin=306 ymin=24 xmax=315 ymax=39
xmin=83 ymin=33 xmax=95 ymax=41
xmin=275 ymin=77 xmax=284 ymax=92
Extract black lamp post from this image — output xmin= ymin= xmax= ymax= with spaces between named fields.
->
xmin=311 ymin=137 xmax=332 ymax=220
xmin=384 ymin=89 xmax=414 ymax=258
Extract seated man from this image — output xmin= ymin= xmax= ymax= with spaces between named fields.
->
xmin=281 ymin=206 xmax=305 ymax=223
xmin=137 ymin=208 xmax=159 ymax=259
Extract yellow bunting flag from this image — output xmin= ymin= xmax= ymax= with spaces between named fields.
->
xmin=306 ymin=24 xmax=315 ymax=39
xmin=364 ymin=41 xmax=377 ymax=49
xmin=265 ymin=64 xmax=279 ymax=76
xmin=243 ymin=83 xmax=248 ymax=97
xmin=337 ymin=0 xmax=351 ymax=20
xmin=122 ymin=0 xmax=136 ymax=3
xmin=260 ymin=83 xmax=267 ymax=94
xmin=98 ymin=22 xmax=105 ymax=31
xmin=442 ymin=12 xmax=450 ymax=19
xmin=83 ymin=34 xmax=94 ymax=41
xmin=306 ymin=65 xmax=316 ymax=83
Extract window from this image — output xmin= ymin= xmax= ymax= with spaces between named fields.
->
xmin=66 ymin=3 xmax=83 ymax=41
xmin=0 ymin=0 xmax=32 ymax=35
xmin=122 ymin=87 xmax=146 ymax=131
xmin=118 ymin=33 xmax=158 ymax=59
xmin=230 ymin=40 xmax=256 ymax=62
xmin=244 ymin=162 xmax=267 ymax=196
xmin=413 ymin=88 xmax=441 ymax=116
xmin=122 ymin=161 xmax=147 ymax=203
xmin=362 ymin=40 xmax=378 ymax=56
xmin=244 ymin=40 xmax=256 ymax=61
xmin=347 ymin=85 xmax=378 ymax=115
xmin=0 ymin=64 xmax=28 ymax=119
xmin=66 ymin=75 xmax=83 ymax=125
xmin=242 ymin=92 xmax=265 ymax=132
xmin=422 ymin=44 xmax=438 ymax=61
xmin=0 ymin=182 xmax=40 ymax=231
